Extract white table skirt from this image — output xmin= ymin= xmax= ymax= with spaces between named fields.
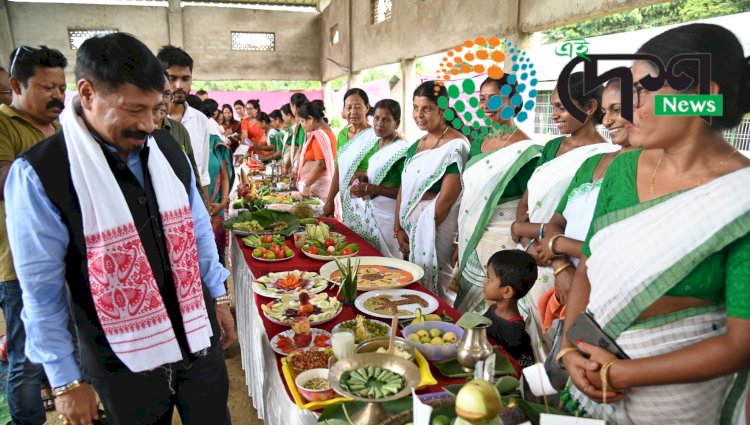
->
xmin=231 ymin=237 xmax=319 ymax=425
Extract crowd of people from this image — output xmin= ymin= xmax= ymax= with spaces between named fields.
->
xmin=0 ymin=21 xmax=747 ymax=425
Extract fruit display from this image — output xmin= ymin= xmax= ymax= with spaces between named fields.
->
xmin=262 ymin=194 xmax=294 ymax=204
xmin=233 ymin=220 xmax=263 ymax=232
xmin=224 ymin=209 xmax=300 ymax=236
xmin=261 ymin=292 xmax=342 ymax=326
xmin=241 ymin=233 xmax=285 ymax=248
xmin=253 ymin=271 xmax=328 ymax=298
xmin=290 ymin=203 xmax=314 ymax=219
xmin=339 ymin=366 xmax=405 ymax=399
xmin=406 ymin=328 xmax=458 ymax=346
xmin=332 ymin=315 xmax=391 ymax=344
xmin=411 ymin=308 xmax=445 ymax=325
xmin=251 ymin=245 xmax=295 ymax=261
xmin=455 ymin=379 xmax=504 ymax=424
xmin=270 ymin=327 xmax=331 ymax=355
xmin=292 ymin=316 xmax=312 ymax=347
xmin=301 ymin=224 xmax=359 ymax=259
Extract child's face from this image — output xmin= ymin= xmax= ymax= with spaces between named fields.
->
xmin=483 ymin=266 xmax=504 ymax=301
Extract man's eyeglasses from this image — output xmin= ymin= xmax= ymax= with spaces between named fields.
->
xmin=9 ymin=46 xmax=33 ymax=78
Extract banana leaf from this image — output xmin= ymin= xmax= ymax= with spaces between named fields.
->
xmin=223 ymin=209 xmax=300 ymax=236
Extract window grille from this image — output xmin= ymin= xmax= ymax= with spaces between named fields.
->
xmin=372 ymin=0 xmax=392 ymax=24
xmin=231 ymin=31 xmax=275 ymax=52
xmin=68 ymin=29 xmax=117 ymax=50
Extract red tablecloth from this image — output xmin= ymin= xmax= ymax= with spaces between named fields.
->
xmin=237 ymin=219 xmax=521 ymax=406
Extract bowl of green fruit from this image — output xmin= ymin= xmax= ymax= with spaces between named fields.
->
xmin=329 ymin=353 xmax=420 ymax=403
xmin=402 ymin=321 xmax=463 ymax=362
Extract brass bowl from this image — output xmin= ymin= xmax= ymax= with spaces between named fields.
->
xmin=356 ymin=336 xmax=415 ymax=362
xmin=328 ymin=353 xmax=421 ymax=403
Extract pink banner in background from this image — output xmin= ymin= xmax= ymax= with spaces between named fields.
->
xmin=201 ymin=90 xmax=323 ymax=117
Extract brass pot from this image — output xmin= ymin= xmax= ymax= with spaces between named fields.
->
xmin=456 ymin=324 xmax=493 ymax=372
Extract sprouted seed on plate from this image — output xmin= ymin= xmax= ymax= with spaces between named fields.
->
xmin=375 ymin=346 xmax=411 ymax=360
xmin=303 ymin=378 xmax=329 ymax=390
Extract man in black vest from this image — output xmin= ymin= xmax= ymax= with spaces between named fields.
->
xmin=5 ymin=33 xmax=235 ymax=425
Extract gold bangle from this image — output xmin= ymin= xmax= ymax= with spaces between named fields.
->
xmin=553 ymin=262 xmax=572 ymax=276
xmin=555 ymin=347 xmax=579 ymax=367
xmin=548 ymin=233 xmax=566 ymax=256
xmin=600 ymin=358 xmax=625 ymax=394
xmin=53 ymin=380 xmax=85 ymax=397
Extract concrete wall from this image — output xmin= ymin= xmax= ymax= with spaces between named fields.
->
xmin=319 ymin=0 xmax=670 ymax=82
xmin=2 ymin=2 xmax=322 ymax=81
xmin=182 ymin=6 xmax=321 ymax=81
xmin=320 ymin=0 xmax=350 ymax=82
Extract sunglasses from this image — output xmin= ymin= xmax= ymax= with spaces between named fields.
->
xmin=9 ymin=45 xmax=33 ymax=78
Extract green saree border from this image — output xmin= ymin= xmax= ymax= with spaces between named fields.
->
xmin=602 ymin=210 xmax=750 ymax=338
xmin=459 ymin=144 xmax=542 ymax=269
xmin=720 ymin=371 xmax=749 ymax=425
xmin=627 ymin=304 xmax=724 ymax=332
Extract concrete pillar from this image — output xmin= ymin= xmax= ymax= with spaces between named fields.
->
xmin=347 ymin=70 xmax=364 ymax=88
xmin=0 ymin=0 xmax=15 ymax=68
xmin=167 ymin=0 xmax=184 ymax=47
xmin=503 ymin=31 xmax=535 ymax=74
xmin=401 ymin=58 xmax=417 ymax=140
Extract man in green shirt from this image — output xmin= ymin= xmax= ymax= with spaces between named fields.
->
xmin=0 ymin=66 xmax=11 ymax=106
xmin=153 ymin=79 xmax=203 ymax=196
xmin=0 ymin=44 xmax=67 ymax=425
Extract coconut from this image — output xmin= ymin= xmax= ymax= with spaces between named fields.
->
xmin=455 ymin=379 xmax=504 ymax=425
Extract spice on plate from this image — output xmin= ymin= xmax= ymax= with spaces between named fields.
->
xmin=289 ymin=350 xmax=332 ymax=371
xmin=303 ymin=378 xmax=329 ymax=390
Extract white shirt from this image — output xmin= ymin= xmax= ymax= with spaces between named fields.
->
xmin=207 ymin=116 xmax=223 ymax=140
xmin=173 ymin=104 xmax=211 ymax=186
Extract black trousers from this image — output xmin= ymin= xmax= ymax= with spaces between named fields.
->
xmin=88 ymin=341 xmax=231 ymax=425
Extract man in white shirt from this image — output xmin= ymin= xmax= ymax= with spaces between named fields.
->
xmin=157 ymin=46 xmax=210 ymax=200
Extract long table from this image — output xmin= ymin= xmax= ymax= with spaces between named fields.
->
xmin=232 ymin=219 xmax=520 ymax=425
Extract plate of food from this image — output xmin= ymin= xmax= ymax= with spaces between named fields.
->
xmin=354 ymin=289 xmax=439 ymax=319
xmin=250 ymin=245 xmax=295 ymax=262
xmin=241 ymin=233 xmax=286 ymax=248
xmin=331 ymin=315 xmax=391 ymax=344
xmin=224 ymin=209 xmax=300 ymax=236
xmin=270 ymin=318 xmax=332 ymax=356
xmin=261 ymin=292 xmax=342 ymax=326
xmin=253 ymin=271 xmax=328 ymax=298
xmin=300 ymin=222 xmax=359 ymax=260
xmin=262 ymin=194 xmax=295 ymax=204
xmin=319 ymin=256 xmax=423 ymax=291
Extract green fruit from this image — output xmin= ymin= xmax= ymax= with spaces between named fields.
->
xmin=420 ymin=336 xmax=431 ymax=344
xmin=495 ymin=376 xmax=520 ymax=394
xmin=429 ymin=328 xmax=442 ymax=338
xmin=430 ymin=337 xmax=444 ymax=345
xmin=284 ymin=248 xmax=294 ymax=257
xmin=416 ymin=330 xmax=429 ymax=338
xmin=431 ymin=415 xmax=451 ymax=425
xmin=252 ymin=248 xmax=263 ymax=257
xmin=424 ymin=314 xmax=442 ymax=321
xmin=408 ymin=333 xmax=421 ymax=343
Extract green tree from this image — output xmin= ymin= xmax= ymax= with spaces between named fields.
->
xmin=542 ymin=0 xmax=750 ymax=43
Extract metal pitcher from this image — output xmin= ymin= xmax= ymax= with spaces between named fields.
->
xmin=456 ymin=324 xmax=494 ymax=372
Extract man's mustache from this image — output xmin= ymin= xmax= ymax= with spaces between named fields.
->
xmin=122 ymin=129 xmax=149 ymax=140
xmin=47 ymin=99 xmax=65 ymax=110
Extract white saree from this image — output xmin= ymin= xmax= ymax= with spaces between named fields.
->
xmin=454 ymin=139 xmax=543 ymax=313
xmin=400 ymin=138 xmax=469 ymax=303
xmin=343 ymin=137 xmax=411 ymax=257
xmin=567 ymin=167 xmax=750 ymax=425
xmin=337 ymin=127 xmax=377 ymax=225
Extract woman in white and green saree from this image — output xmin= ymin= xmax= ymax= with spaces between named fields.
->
xmin=394 ymin=81 xmax=469 ymax=303
xmin=344 ymin=99 xmax=410 ymax=258
xmin=559 ymin=24 xmax=750 ymax=425
xmin=453 ymin=75 xmax=543 ymax=313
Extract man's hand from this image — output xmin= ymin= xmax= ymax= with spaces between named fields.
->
xmin=215 ymin=303 xmax=235 ymax=350
xmin=55 ymin=382 xmax=98 ymax=425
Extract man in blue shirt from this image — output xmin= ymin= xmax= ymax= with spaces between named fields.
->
xmin=5 ymin=33 xmax=234 ymax=425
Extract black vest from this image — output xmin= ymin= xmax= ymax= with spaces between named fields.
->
xmin=23 ymin=129 xmax=219 ymax=377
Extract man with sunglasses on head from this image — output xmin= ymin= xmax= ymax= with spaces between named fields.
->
xmin=0 ymin=67 xmax=12 ymax=106
xmin=0 ymin=45 xmax=67 ymax=425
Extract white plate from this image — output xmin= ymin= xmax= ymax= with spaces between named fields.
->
xmin=331 ymin=318 xmax=391 ymax=344
xmin=266 ymin=203 xmax=294 ymax=212
xmin=252 ymin=271 xmax=328 ymax=298
xmin=261 ymin=295 xmax=343 ymax=327
xmin=319 ymin=256 xmax=424 ymax=291
xmin=251 ymin=251 xmax=295 ymax=263
xmin=269 ymin=328 xmax=332 ymax=356
xmin=354 ymin=289 xmax=439 ymax=319
xmin=301 ymin=249 xmax=359 ymax=262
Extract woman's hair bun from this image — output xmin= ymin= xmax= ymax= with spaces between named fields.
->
xmin=739 ymin=55 xmax=750 ymax=115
